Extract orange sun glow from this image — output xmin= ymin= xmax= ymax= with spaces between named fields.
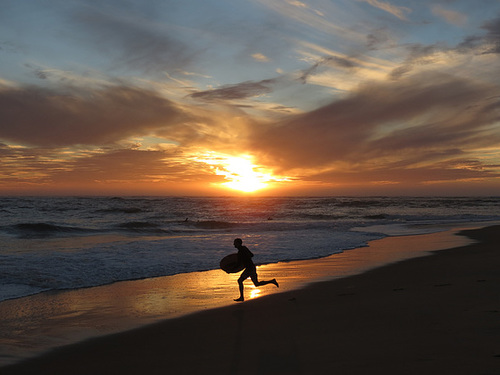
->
xmin=197 ymin=153 xmax=289 ymax=193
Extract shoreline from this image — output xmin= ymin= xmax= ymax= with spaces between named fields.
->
xmin=1 ymin=224 xmax=499 ymax=373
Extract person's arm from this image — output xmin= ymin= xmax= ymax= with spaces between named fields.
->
xmin=243 ymin=246 xmax=253 ymax=258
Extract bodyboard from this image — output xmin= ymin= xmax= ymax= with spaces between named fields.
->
xmin=220 ymin=253 xmax=244 ymax=274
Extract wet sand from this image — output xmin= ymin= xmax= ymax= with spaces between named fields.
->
xmin=1 ymin=225 xmax=499 ymax=374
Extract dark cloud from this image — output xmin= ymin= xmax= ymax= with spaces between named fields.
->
xmin=34 ymin=70 xmax=48 ymax=80
xmin=389 ymin=43 xmax=442 ymax=80
xmin=457 ymin=15 xmax=500 ymax=54
xmin=480 ymin=15 xmax=500 ymax=54
xmin=24 ymin=64 xmax=49 ymax=80
xmin=300 ymin=55 xmax=358 ymax=84
xmin=327 ymin=56 xmax=358 ymax=69
xmin=0 ymin=85 xmax=194 ymax=147
xmin=366 ymin=28 xmax=390 ymax=50
xmin=389 ymin=65 xmax=413 ymax=80
xmin=270 ymin=105 xmax=297 ymax=113
xmin=457 ymin=35 xmax=483 ymax=52
xmin=0 ymin=40 xmax=19 ymax=53
xmin=251 ymin=71 xmax=500 ymax=173
xmin=189 ymin=78 xmax=278 ymax=101
xmin=406 ymin=44 xmax=440 ymax=60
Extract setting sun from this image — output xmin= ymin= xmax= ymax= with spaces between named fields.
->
xmin=197 ymin=153 xmax=289 ymax=193
xmin=218 ymin=156 xmax=267 ymax=192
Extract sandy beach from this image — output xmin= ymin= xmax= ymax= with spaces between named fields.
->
xmin=1 ymin=225 xmax=499 ymax=374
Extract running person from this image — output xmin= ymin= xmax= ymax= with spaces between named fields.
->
xmin=233 ymin=238 xmax=279 ymax=302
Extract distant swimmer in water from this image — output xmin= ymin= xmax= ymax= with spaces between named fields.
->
xmin=233 ymin=238 xmax=279 ymax=302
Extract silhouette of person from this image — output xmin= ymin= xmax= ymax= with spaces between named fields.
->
xmin=233 ymin=238 xmax=279 ymax=302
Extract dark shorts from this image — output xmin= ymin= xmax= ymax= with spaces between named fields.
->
xmin=238 ymin=265 xmax=258 ymax=284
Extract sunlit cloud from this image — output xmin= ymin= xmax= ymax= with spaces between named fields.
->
xmin=251 ymin=53 xmax=270 ymax=62
xmin=431 ymin=5 xmax=467 ymax=26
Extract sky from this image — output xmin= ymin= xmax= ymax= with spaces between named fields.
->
xmin=1 ymin=0 xmax=500 ymax=196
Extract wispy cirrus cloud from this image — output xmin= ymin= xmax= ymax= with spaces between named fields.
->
xmin=71 ymin=4 xmax=198 ymax=75
xmin=387 ymin=14 xmax=500 ymax=80
xmin=256 ymin=0 xmax=358 ymax=38
xmin=431 ymin=4 xmax=467 ymax=26
xmin=358 ymin=0 xmax=412 ymax=21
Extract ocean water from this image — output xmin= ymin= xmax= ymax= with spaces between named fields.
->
xmin=1 ymin=196 xmax=499 ymax=302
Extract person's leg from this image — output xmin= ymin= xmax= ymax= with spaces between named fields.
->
xmin=235 ymin=269 xmax=250 ymax=301
xmin=251 ymin=273 xmax=279 ymax=288
xmin=235 ymin=278 xmax=244 ymax=301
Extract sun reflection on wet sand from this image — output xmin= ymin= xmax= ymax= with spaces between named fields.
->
xmin=249 ymin=287 xmax=261 ymax=300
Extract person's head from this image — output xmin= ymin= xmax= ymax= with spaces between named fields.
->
xmin=233 ymin=238 xmax=243 ymax=248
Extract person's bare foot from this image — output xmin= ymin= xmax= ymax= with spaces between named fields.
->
xmin=234 ymin=297 xmax=244 ymax=302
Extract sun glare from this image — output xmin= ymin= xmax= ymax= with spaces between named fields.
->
xmin=197 ymin=153 xmax=289 ymax=193
xmin=249 ymin=287 xmax=261 ymax=299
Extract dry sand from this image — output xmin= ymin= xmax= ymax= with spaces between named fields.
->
xmin=1 ymin=225 xmax=499 ymax=374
